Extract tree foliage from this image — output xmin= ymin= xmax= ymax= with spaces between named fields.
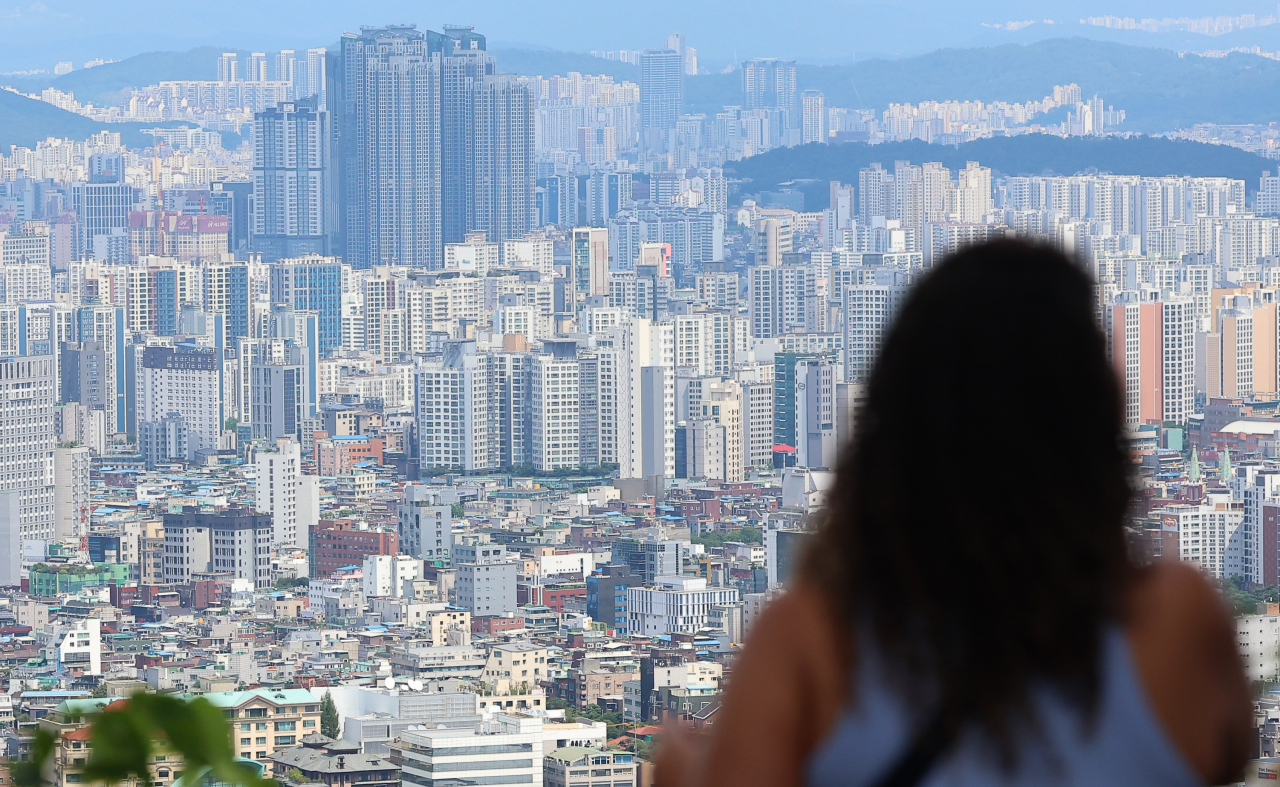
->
xmin=13 ymin=695 xmax=271 ymax=787
xmin=320 ymin=691 xmax=340 ymax=739
xmin=692 ymin=526 xmax=764 ymax=549
xmin=1222 ymin=576 xmax=1280 ymax=616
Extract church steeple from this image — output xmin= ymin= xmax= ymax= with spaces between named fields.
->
xmin=1188 ymin=449 xmax=1201 ymax=484
xmin=1220 ymin=446 xmax=1232 ymax=483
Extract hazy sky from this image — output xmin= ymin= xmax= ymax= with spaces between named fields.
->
xmin=3 ymin=0 xmax=1280 ymax=71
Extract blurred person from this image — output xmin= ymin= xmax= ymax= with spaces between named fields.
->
xmin=658 ymin=240 xmax=1250 ymax=787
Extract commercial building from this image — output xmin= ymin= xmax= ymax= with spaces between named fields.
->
xmin=453 ymin=544 xmax=519 ymax=616
xmin=163 ymin=508 xmax=274 ymax=589
xmin=0 ymin=355 xmax=56 ymax=541
xmin=628 ymin=577 xmax=740 ymax=636
xmin=398 ymin=484 xmax=455 ymax=563
xmin=255 ymin=438 xmax=319 ymax=547
xmin=137 ymin=344 xmax=222 ymax=459
xmin=309 ymin=520 xmax=398 ymax=578
xmin=390 ymin=715 xmax=544 ymax=787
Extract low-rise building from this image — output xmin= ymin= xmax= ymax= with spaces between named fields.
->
xmin=544 ymin=747 xmax=637 ymax=787
xmin=191 ymin=688 xmax=322 ymax=763
xmin=390 ymin=715 xmax=544 ymax=787
xmin=270 ymin=735 xmax=400 ymax=787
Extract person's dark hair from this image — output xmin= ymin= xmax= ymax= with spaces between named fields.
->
xmin=804 ymin=239 xmax=1132 ymax=761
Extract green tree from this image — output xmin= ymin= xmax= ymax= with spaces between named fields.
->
xmin=320 ymin=691 xmax=340 ymax=738
xmin=90 ymin=684 xmax=108 ymax=698
xmin=286 ymin=768 xmax=307 ymax=783
xmin=225 ymin=417 xmax=239 ymax=432
xmin=1222 ymin=576 xmax=1279 ymax=616
xmin=631 ymin=737 xmax=655 ymax=761
xmin=451 ymin=503 xmax=466 ymax=518
xmin=14 ymin=694 xmax=269 ymax=787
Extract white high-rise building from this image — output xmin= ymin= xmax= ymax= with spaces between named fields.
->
xmin=748 ymin=267 xmax=787 ymax=338
xmin=1163 ymin=490 xmax=1246 ymax=582
xmin=415 ymin=347 xmax=496 ymax=473
xmin=530 ymin=354 xmax=580 ymax=472
xmin=801 ymin=90 xmax=827 ymax=144
xmin=453 ymin=544 xmax=520 ymax=616
xmin=734 ymin=363 xmax=775 ymax=471
xmin=53 ymin=445 xmax=90 ymax=541
xmin=0 ymin=355 xmax=56 ymax=542
xmin=301 ymin=48 xmax=327 ymax=103
xmin=502 ymin=237 xmax=555 ymax=275
xmin=674 ymin=312 xmax=734 ymax=378
xmin=606 ymin=318 xmax=675 ymax=481
xmin=1237 ymin=613 xmax=1280 ymax=683
xmin=391 ymin=716 xmax=544 ymax=787
xmin=794 ymin=357 xmax=838 ymax=470
xmin=701 ymin=379 xmax=745 ymax=481
xmin=953 ymin=161 xmax=993 ymax=223
xmin=255 ymin=438 xmax=316 ymax=547
xmin=844 ymin=272 xmax=909 ymax=383
xmin=0 ymin=492 xmax=18 ymax=586
xmin=137 ymin=344 xmax=222 ymax=459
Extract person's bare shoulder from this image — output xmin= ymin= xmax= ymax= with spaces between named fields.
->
xmin=1125 ymin=562 xmax=1252 ymax=784
xmin=747 ymin=584 xmax=847 ymax=658
xmin=693 ymin=584 xmax=852 ymax=787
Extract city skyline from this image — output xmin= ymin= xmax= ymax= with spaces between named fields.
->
xmin=0 ymin=6 xmax=1279 ymax=785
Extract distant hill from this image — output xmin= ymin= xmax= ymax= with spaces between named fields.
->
xmin=685 ymin=38 xmax=1280 ymax=133
xmin=0 ymin=89 xmax=238 ymax=151
xmin=6 ymin=38 xmax=1280 ymax=145
xmin=4 ymin=47 xmax=225 ymax=106
xmin=726 ymin=136 xmax=1278 ymax=211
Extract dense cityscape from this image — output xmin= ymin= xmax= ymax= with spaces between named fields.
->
xmin=4 ymin=13 xmax=1280 ymax=787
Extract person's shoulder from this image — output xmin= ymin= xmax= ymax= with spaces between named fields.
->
xmin=1125 ymin=562 xmax=1252 ymax=784
xmin=746 ymin=583 xmax=844 ymax=652
xmin=1127 ymin=561 xmax=1228 ymax=635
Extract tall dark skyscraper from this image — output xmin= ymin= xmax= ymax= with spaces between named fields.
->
xmin=333 ymin=23 xmax=535 ymax=268
xmin=441 ymin=44 xmax=494 ymax=246
xmin=469 ymin=75 xmax=536 ymax=244
xmin=335 ymin=25 xmax=445 ymax=269
xmin=440 ymin=27 xmax=535 ymax=247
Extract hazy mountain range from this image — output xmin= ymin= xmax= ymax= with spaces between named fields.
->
xmin=4 ymin=0 xmax=1280 ymax=72
xmin=3 ymin=37 xmax=1278 ymax=147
